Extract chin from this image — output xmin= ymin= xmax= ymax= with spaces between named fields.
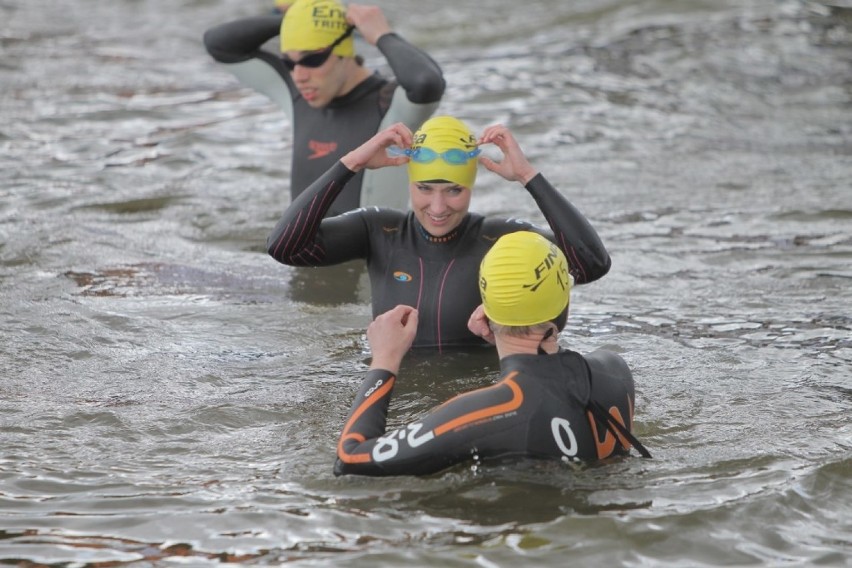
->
xmin=427 ymin=221 xmax=460 ymax=237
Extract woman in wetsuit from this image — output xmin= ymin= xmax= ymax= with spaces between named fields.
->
xmin=335 ymin=232 xmax=649 ymax=477
xmin=267 ymin=116 xmax=611 ymax=350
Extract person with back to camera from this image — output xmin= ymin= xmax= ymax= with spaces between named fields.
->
xmin=203 ymin=0 xmax=445 ymax=215
xmin=266 ymin=115 xmax=612 ymax=350
xmin=334 ymin=231 xmax=651 ymax=476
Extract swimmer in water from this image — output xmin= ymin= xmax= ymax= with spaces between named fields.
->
xmin=334 ymin=231 xmax=650 ymax=476
xmin=204 ymin=0 xmax=445 ymax=215
xmin=267 ymin=116 xmax=612 ymax=350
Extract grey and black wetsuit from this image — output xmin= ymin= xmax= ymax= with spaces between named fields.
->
xmin=204 ymin=15 xmax=445 ymax=215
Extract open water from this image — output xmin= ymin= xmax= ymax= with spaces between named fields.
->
xmin=1 ymin=0 xmax=851 ymax=566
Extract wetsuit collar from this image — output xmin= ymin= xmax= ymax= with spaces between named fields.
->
xmin=415 ymin=215 xmax=469 ymax=244
xmin=325 ymin=73 xmax=384 ymax=109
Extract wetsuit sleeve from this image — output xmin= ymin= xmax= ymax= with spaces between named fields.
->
xmin=525 ymin=173 xmax=612 ymax=285
xmin=335 ymin=371 xmax=528 ymax=477
xmin=204 ymin=15 xmax=282 ymax=64
xmin=376 ymin=33 xmax=445 ymax=104
xmin=266 ymin=162 xmax=371 ymax=266
xmin=203 ymin=16 xmax=294 ymax=117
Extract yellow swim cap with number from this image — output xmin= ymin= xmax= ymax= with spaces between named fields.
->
xmin=280 ymin=0 xmax=354 ymax=57
xmin=408 ymin=116 xmax=479 ymax=189
xmin=479 ymin=231 xmax=572 ymax=326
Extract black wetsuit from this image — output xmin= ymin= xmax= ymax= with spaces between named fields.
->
xmin=203 ymin=15 xmax=445 ymax=215
xmin=335 ymin=349 xmax=638 ymax=476
xmin=267 ymin=162 xmax=612 ymax=350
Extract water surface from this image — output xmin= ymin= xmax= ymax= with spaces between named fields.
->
xmin=1 ymin=0 xmax=851 ymax=565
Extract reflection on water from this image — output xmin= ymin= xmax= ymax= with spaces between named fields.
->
xmin=1 ymin=0 xmax=851 ymax=565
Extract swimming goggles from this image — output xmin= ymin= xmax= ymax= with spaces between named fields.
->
xmin=386 ymin=145 xmax=482 ymax=164
xmin=281 ymin=26 xmax=355 ymax=71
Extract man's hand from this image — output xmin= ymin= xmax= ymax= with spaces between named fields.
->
xmin=467 ymin=304 xmax=496 ymax=345
xmin=368 ymin=305 xmax=419 ymax=373
xmin=346 ymin=4 xmax=392 ymax=45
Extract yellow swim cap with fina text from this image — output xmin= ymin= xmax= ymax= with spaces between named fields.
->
xmin=280 ymin=0 xmax=355 ymax=57
xmin=479 ymin=231 xmax=572 ymax=326
xmin=408 ymin=116 xmax=479 ymax=189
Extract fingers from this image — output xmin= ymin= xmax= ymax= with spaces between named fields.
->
xmin=477 ymin=155 xmax=499 ymax=174
xmin=367 ymin=305 xmax=418 ymax=369
xmin=466 ymin=304 xmax=496 ymax=345
xmin=346 ymin=5 xmax=391 ymax=45
xmin=382 ymin=122 xmax=413 ymax=149
xmin=478 ymin=124 xmax=512 ymax=147
xmin=476 ymin=124 xmax=537 ymax=184
xmin=391 ymin=304 xmax=418 ymax=332
xmin=373 ymin=304 xmax=418 ymax=330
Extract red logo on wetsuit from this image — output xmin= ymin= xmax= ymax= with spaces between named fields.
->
xmin=308 ymin=140 xmax=338 ymax=159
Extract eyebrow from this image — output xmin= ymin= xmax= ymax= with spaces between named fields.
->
xmin=415 ymin=183 xmax=464 ymax=191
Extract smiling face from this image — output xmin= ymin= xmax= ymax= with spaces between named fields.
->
xmin=409 ymin=181 xmax=472 ymax=237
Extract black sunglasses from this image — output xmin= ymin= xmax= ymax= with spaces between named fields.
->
xmin=281 ymin=26 xmax=355 ymax=71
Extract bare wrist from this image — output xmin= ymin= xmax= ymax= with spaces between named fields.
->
xmin=340 ymin=152 xmax=363 ymax=173
xmin=519 ymin=169 xmax=539 ymax=185
xmin=370 ymin=357 xmax=401 ymax=374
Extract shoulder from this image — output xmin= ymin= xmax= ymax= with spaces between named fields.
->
xmin=340 ymin=206 xmax=406 ymax=224
xmin=582 ymin=349 xmax=631 ymax=378
xmin=478 ymin=217 xmax=547 ymax=243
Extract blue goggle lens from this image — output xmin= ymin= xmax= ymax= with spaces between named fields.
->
xmin=387 ymin=146 xmax=481 ymax=164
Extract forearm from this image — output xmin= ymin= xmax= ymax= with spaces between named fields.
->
xmin=377 ymin=33 xmax=445 ymax=104
xmin=266 ymin=162 xmax=356 ymax=265
xmin=203 ymin=15 xmax=282 ymax=63
xmin=525 ymin=174 xmax=611 ymax=284
xmin=335 ymin=369 xmax=396 ymax=476
xmin=334 ymin=375 xmax=521 ymax=477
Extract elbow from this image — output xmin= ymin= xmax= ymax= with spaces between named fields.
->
xmin=599 ymin=253 xmax=613 ymax=280
xmin=574 ymin=248 xmax=611 ymax=285
xmin=202 ymin=27 xmax=229 ymax=61
xmin=587 ymin=251 xmax=612 ymax=284
xmin=266 ymin=241 xmax=306 ymax=267
xmin=405 ymin=73 xmax=446 ymax=104
xmin=202 ymin=27 xmax=220 ymax=55
xmin=266 ymin=243 xmax=291 ymax=265
xmin=266 ymin=236 xmax=288 ymax=264
xmin=333 ymin=459 xmax=346 ymax=477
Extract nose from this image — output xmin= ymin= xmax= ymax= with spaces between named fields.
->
xmin=428 ymin=192 xmax=447 ymax=214
xmin=291 ymin=64 xmax=311 ymax=82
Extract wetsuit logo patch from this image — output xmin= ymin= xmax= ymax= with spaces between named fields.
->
xmin=393 ymin=271 xmax=413 ymax=282
xmin=308 ymin=140 xmax=338 ymax=159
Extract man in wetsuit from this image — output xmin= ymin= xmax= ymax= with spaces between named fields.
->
xmin=267 ymin=116 xmax=611 ymax=350
xmin=203 ymin=0 xmax=445 ymax=215
xmin=335 ymin=231 xmax=649 ymax=476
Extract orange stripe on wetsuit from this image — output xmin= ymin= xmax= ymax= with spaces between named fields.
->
xmin=587 ymin=395 xmax=635 ymax=459
xmin=338 ymin=372 xmax=523 ymax=465
xmin=337 ymin=376 xmax=396 ymax=464
xmin=433 ymin=372 xmax=524 ymax=435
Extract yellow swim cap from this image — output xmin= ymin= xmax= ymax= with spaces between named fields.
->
xmin=479 ymin=231 xmax=572 ymax=327
xmin=280 ymin=0 xmax=354 ymax=57
xmin=408 ymin=116 xmax=479 ymax=189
